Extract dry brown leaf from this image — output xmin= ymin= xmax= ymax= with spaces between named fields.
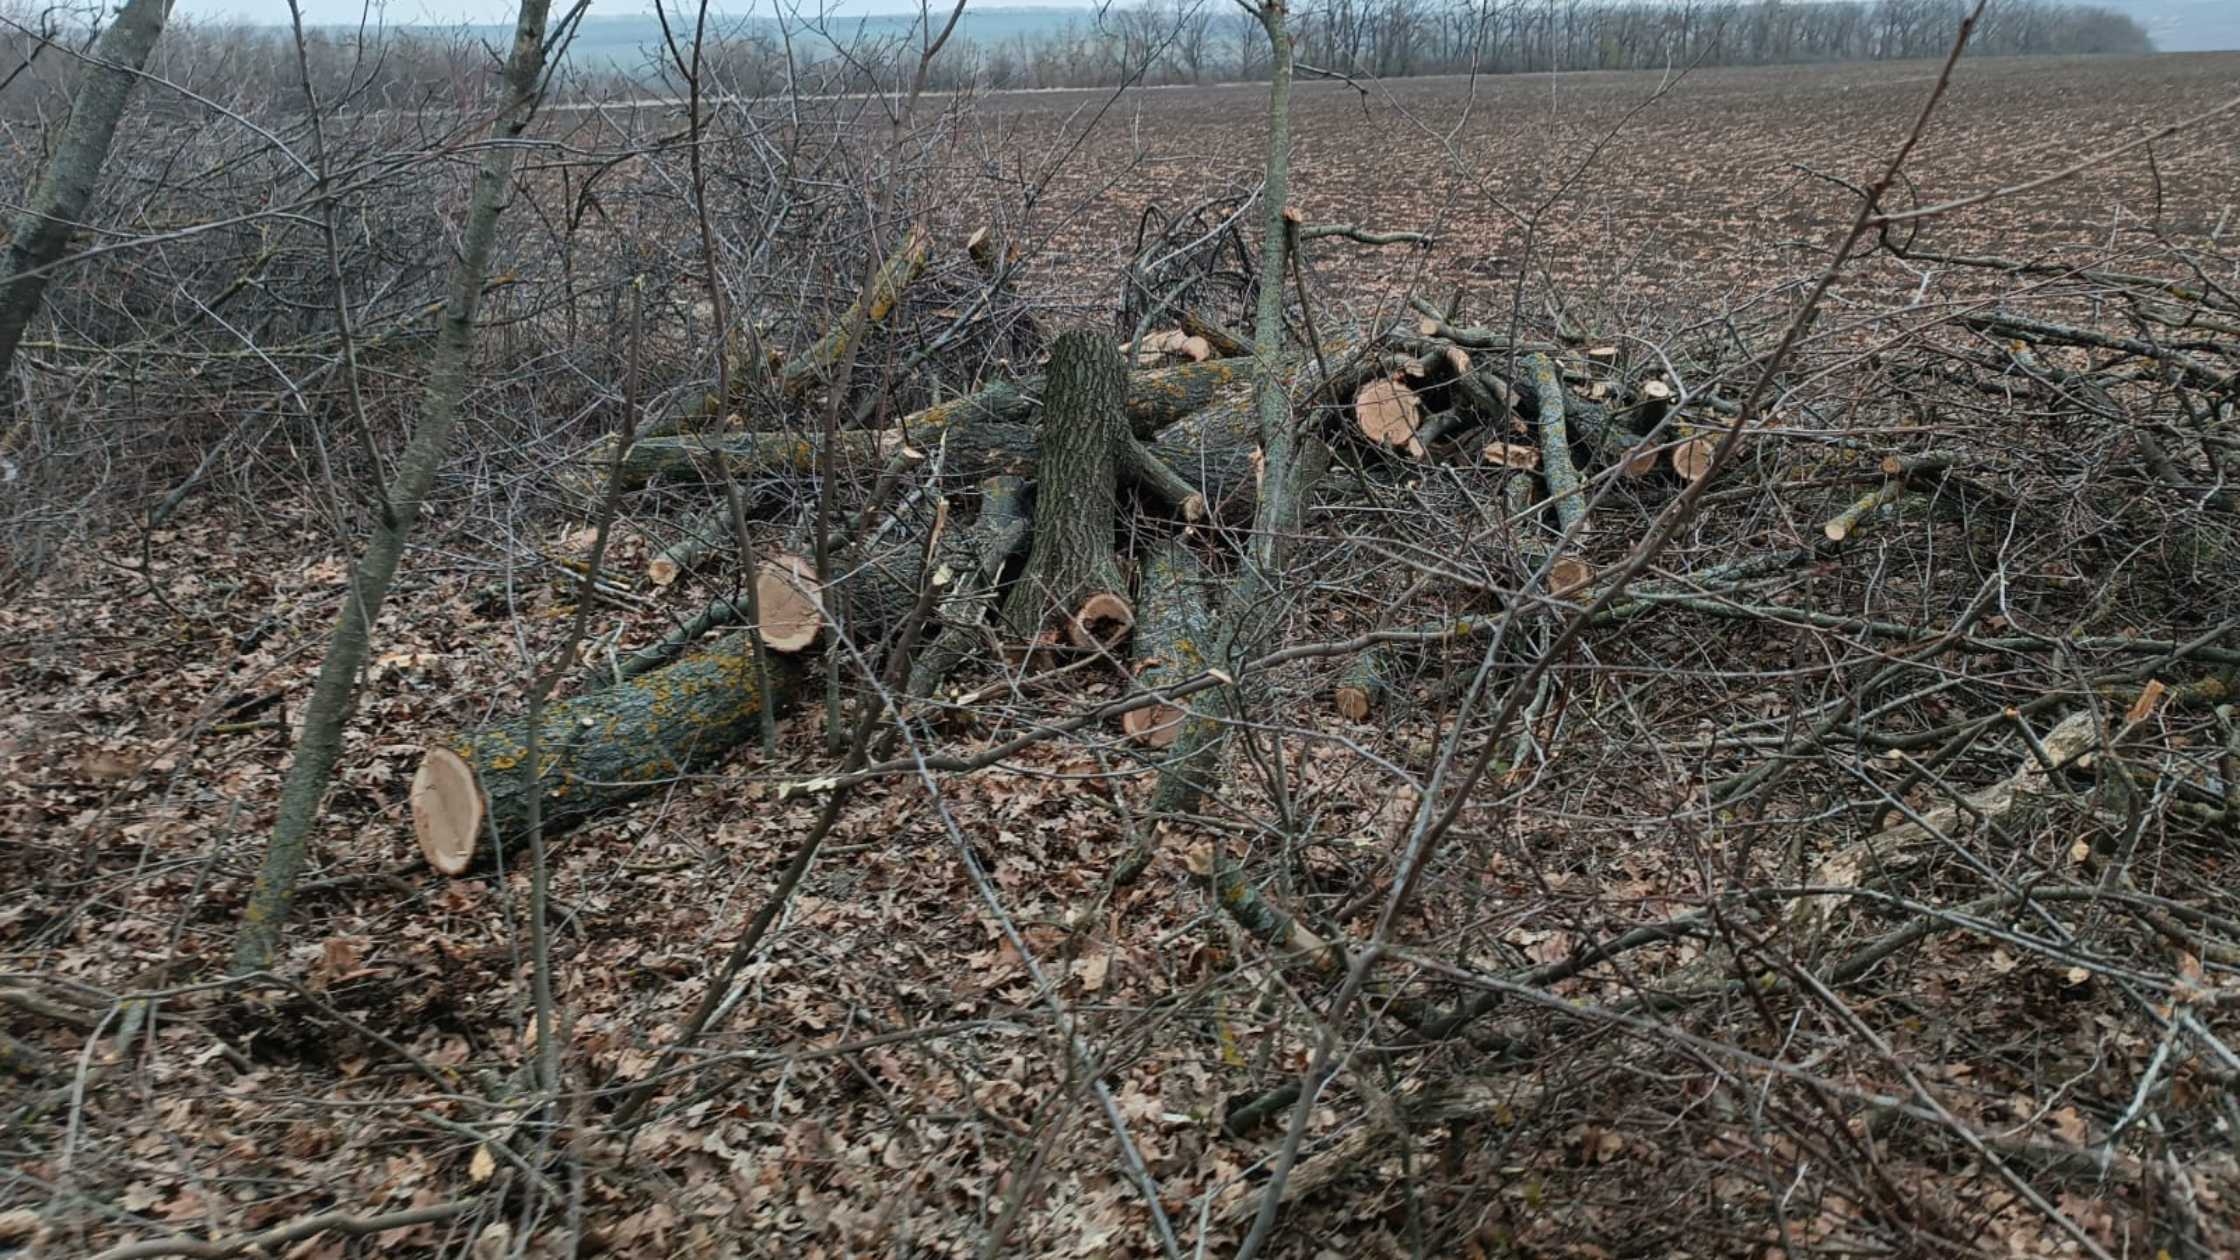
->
xmin=1482 ymin=441 xmax=1539 ymax=470
xmin=2123 ymin=679 xmax=2165 ymax=726
xmin=2049 ymin=1106 xmax=2088 ymax=1145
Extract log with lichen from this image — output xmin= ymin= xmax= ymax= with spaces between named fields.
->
xmin=412 ymin=633 xmax=806 ymax=873
xmin=1122 ymin=539 xmax=1215 ymax=747
xmin=414 ymin=534 xmax=936 ymax=871
xmin=594 ymin=357 xmax=1275 ymax=493
xmin=609 ymin=423 xmax=1041 ymax=492
xmin=616 ymin=402 xmax=1262 ymax=519
xmin=779 ymin=223 xmax=934 ymax=398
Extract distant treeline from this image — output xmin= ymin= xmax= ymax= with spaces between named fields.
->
xmin=610 ymin=0 xmax=2158 ymax=96
xmin=0 ymin=0 xmax=2159 ymax=117
xmin=967 ymin=0 xmax=2154 ymax=90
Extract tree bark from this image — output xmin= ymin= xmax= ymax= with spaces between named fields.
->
xmin=232 ymin=0 xmax=558 ymax=971
xmin=1520 ymin=353 xmax=1589 ymax=538
xmin=0 ymin=0 xmax=172 ymax=387
xmin=1499 ymin=363 xmax=1644 ymax=470
xmin=1148 ymin=0 xmax=1301 ymax=825
xmin=647 ymin=499 xmax=739 ymax=586
xmin=612 ymin=422 xmax=1038 ymax=491
xmin=1123 ymin=540 xmax=1216 ymax=746
xmin=601 ymin=356 xmax=1269 ymax=490
xmin=906 ymin=474 xmax=1031 ymax=700
xmin=1332 ymin=650 xmax=1391 ymax=720
xmin=1002 ymin=331 xmax=1132 ymax=648
xmin=415 ymin=632 xmax=806 ymax=871
xmin=778 ymin=222 xmax=932 ymax=398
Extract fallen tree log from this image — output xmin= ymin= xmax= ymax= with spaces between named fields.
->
xmin=1489 ymin=364 xmax=1648 ymax=471
xmin=780 ymin=223 xmax=933 ymax=398
xmin=413 ymin=630 xmax=807 ymax=873
xmin=1521 ymin=352 xmax=1589 ymax=542
xmin=416 ymin=539 xmax=927 ymax=870
xmin=1332 ymin=649 xmax=1391 ymax=720
xmin=906 ymin=474 xmax=1031 ymax=701
xmin=601 ymin=357 xmax=1270 ymax=492
xmin=611 ymin=423 xmax=1039 ymax=491
xmin=1144 ymin=389 xmax=1261 ymax=516
xmin=1123 ymin=539 xmax=1214 ymax=746
xmin=1003 ymin=331 xmax=1133 ymax=648
xmin=1960 ymin=310 xmax=2231 ymax=390
xmin=1180 ymin=308 xmax=1252 ymax=358
xmin=621 ymin=401 xmax=1260 ymax=519
xmin=1354 ymin=377 xmax=1425 ymax=456
xmin=647 ymin=500 xmax=738 ymax=587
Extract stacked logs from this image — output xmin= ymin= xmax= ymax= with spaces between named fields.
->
xmin=411 ymin=233 xmax=1787 ymax=872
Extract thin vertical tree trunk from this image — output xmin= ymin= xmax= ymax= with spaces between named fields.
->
xmin=1149 ymin=0 xmax=1300 ymax=822
xmin=0 ymin=0 xmax=172 ymax=386
xmin=231 ymin=0 xmax=562 ymax=974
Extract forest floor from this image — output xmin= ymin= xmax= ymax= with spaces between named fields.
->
xmin=5 ymin=51 xmax=2240 ymax=1260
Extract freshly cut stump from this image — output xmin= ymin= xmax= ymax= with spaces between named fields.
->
xmin=1002 ymin=330 xmax=1133 ymax=649
xmin=412 ymin=747 xmax=483 ymax=876
xmin=757 ymin=553 xmax=825 ymax=652
xmin=1069 ymin=592 xmax=1136 ymax=651
xmin=1355 ymin=378 xmax=1424 ymax=455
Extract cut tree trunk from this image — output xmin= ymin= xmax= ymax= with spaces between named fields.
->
xmin=647 ymin=500 xmax=738 ymax=587
xmin=644 ymin=351 xmax=1261 ymax=448
xmin=1503 ymin=466 xmax=1589 ymax=595
xmin=602 ymin=356 xmax=1272 ymax=493
xmin=1520 ymin=353 xmax=1589 ymax=539
xmin=416 ymin=536 xmax=929 ymax=871
xmin=1180 ymin=308 xmax=1253 ymax=359
xmin=1484 ymin=365 xmax=1646 ymax=470
xmin=1355 ymin=377 xmax=1425 ymax=456
xmin=1332 ymin=650 xmax=1390 ymax=721
xmin=1117 ymin=432 xmax=1208 ymax=521
xmin=754 ymin=553 xmax=825 ymax=651
xmin=1123 ymin=540 xmax=1215 ymax=746
xmin=1002 ymin=331 xmax=1133 ymax=649
xmin=612 ymin=423 xmax=1038 ymax=491
xmin=414 ymin=632 xmax=806 ymax=871
xmin=1144 ymin=389 xmax=1261 ymax=517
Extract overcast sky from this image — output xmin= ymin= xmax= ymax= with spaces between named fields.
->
xmin=176 ymin=0 xmax=1079 ymax=28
